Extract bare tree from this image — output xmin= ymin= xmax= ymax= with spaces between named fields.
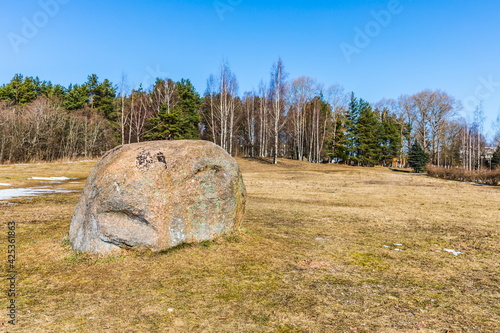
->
xmin=203 ymin=75 xmax=218 ymax=143
xmin=242 ymin=92 xmax=257 ymax=157
xmin=269 ymin=58 xmax=288 ymax=164
xmin=404 ymin=90 xmax=458 ymax=165
xmin=429 ymin=91 xmax=458 ymax=166
xmin=203 ymin=61 xmax=239 ymax=154
xmin=326 ymin=83 xmax=348 ymax=162
xmin=257 ymin=80 xmax=271 ymax=157
xmin=149 ymin=78 xmax=177 ymax=116
xmin=119 ymin=74 xmax=130 ymax=145
xmin=131 ymin=89 xmax=153 ymax=143
xmin=289 ymin=76 xmax=319 ymax=160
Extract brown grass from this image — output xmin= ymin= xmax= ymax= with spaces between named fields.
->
xmin=0 ymin=158 xmax=498 ymax=332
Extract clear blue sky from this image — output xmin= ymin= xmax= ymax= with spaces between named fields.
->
xmin=1 ymin=0 xmax=499 ymax=140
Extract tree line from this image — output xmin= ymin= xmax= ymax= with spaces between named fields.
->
xmin=0 ymin=59 xmax=499 ymax=168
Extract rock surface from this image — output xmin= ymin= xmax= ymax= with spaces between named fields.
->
xmin=69 ymin=140 xmax=246 ymax=254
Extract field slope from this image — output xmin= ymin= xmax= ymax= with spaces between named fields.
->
xmin=0 ymin=158 xmax=498 ymax=332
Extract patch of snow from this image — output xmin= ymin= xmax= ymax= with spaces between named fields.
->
xmin=443 ymin=248 xmax=464 ymax=256
xmin=383 ymin=245 xmax=390 ymax=248
xmin=0 ymin=183 xmax=12 ymax=186
xmin=394 ymin=248 xmax=403 ymax=251
xmin=473 ymin=183 xmax=497 ymax=187
xmin=31 ymin=176 xmax=71 ymax=181
xmin=394 ymin=243 xmax=403 ymax=246
xmin=0 ymin=186 xmax=75 ymax=201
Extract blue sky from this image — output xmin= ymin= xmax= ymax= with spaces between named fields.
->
xmin=1 ymin=0 xmax=499 ymax=139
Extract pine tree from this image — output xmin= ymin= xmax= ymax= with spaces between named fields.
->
xmin=145 ymin=79 xmax=201 ymax=141
xmin=356 ymin=100 xmax=381 ymax=166
xmin=46 ymin=84 xmax=67 ymax=101
xmin=64 ymin=84 xmax=88 ymax=110
xmin=93 ymin=79 xmax=117 ymax=120
xmin=0 ymin=74 xmax=39 ymax=105
xmin=345 ymin=94 xmax=382 ymax=166
xmin=174 ymin=79 xmax=201 ymax=139
xmin=408 ymin=140 xmax=429 ymax=173
xmin=345 ymin=93 xmax=360 ymax=164
xmin=491 ymin=145 xmax=500 ymax=169
xmin=379 ymin=109 xmax=402 ymax=165
xmin=18 ymin=76 xmax=38 ymax=105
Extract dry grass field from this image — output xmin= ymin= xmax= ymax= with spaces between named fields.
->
xmin=0 ymin=158 xmax=498 ymax=332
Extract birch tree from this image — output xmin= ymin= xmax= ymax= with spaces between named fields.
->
xmin=203 ymin=61 xmax=239 ymax=154
xmin=242 ymin=92 xmax=257 ymax=157
xmin=289 ymin=76 xmax=318 ymax=160
xmin=269 ymin=58 xmax=288 ymax=164
xmin=257 ymin=80 xmax=271 ymax=157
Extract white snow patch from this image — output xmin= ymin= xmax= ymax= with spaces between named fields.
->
xmin=31 ymin=176 xmax=71 ymax=181
xmin=383 ymin=245 xmax=390 ymax=248
xmin=0 ymin=187 xmax=75 ymax=201
xmin=0 ymin=183 xmax=12 ymax=186
xmin=443 ymin=248 xmax=464 ymax=256
xmin=394 ymin=243 xmax=403 ymax=246
xmin=394 ymin=248 xmax=403 ymax=251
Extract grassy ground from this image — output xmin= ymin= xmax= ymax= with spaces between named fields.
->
xmin=0 ymin=158 xmax=498 ymax=333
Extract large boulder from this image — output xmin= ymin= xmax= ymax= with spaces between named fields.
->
xmin=69 ymin=140 xmax=246 ymax=254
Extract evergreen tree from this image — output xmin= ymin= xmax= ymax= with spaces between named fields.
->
xmin=356 ymin=101 xmax=381 ymax=166
xmin=491 ymin=145 xmax=500 ymax=169
xmin=85 ymin=74 xmax=99 ymax=109
xmin=408 ymin=140 xmax=429 ymax=173
xmin=84 ymin=75 xmax=116 ymax=118
xmin=93 ymin=78 xmax=117 ymax=119
xmin=145 ymin=79 xmax=201 ymax=140
xmin=0 ymin=74 xmax=39 ymax=105
xmin=64 ymin=84 xmax=88 ymax=110
xmin=379 ymin=109 xmax=402 ymax=164
xmin=62 ymin=75 xmax=116 ymax=115
xmin=345 ymin=92 xmax=360 ymax=164
xmin=18 ymin=76 xmax=38 ymax=104
xmin=345 ymin=93 xmax=382 ymax=166
xmin=174 ymin=79 xmax=201 ymax=139
xmin=46 ymin=84 xmax=67 ymax=101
